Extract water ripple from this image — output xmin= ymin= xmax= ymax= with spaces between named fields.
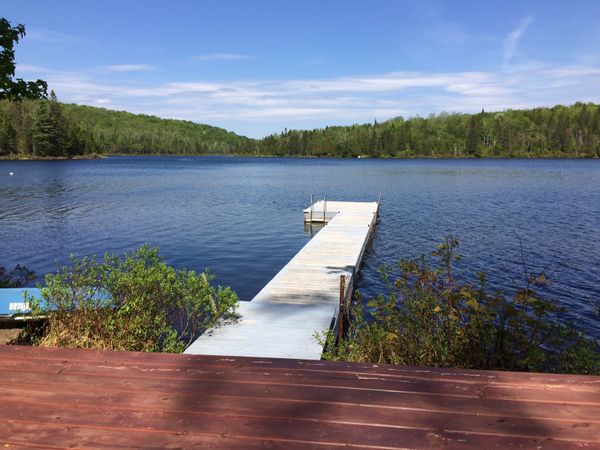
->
xmin=1 ymin=157 xmax=599 ymax=335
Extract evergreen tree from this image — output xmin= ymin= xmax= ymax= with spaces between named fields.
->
xmin=48 ymin=91 xmax=68 ymax=156
xmin=466 ymin=114 xmax=483 ymax=156
xmin=32 ymin=100 xmax=54 ymax=157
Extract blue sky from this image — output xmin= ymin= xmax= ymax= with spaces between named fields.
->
xmin=5 ymin=0 xmax=600 ymax=137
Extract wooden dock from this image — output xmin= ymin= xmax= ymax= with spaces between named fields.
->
xmin=185 ymin=200 xmax=379 ymax=360
xmin=2 ymin=345 xmax=599 ymax=449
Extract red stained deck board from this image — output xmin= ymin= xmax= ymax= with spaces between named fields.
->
xmin=5 ymin=345 xmax=598 ymax=386
xmin=0 ymin=345 xmax=599 ymax=449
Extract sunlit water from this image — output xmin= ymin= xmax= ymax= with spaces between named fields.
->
xmin=1 ymin=157 xmax=599 ymax=335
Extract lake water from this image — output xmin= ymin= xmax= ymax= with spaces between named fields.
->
xmin=1 ymin=157 xmax=599 ymax=336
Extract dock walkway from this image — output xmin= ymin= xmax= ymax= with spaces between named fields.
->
xmin=185 ymin=200 xmax=379 ymax=360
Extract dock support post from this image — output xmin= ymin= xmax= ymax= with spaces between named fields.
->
xmin=338 ymin=275 xmax=345 ymax=341
xmin=323 ymin=193 xmax=328 ymax=223
xmin=309 ymin=193 xmax=314 ymax=222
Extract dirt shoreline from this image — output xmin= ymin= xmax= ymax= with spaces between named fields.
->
xmin=0 ymin=328 xmax=21 ymax=345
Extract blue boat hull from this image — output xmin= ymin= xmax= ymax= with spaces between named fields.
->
xmin=0 ymin=288 xmax=43 ymax=319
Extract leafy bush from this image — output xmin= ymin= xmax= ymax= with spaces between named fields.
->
xmin=322 ymin=237 xmax=600 ymax=374
xmin=27 ymin=245 xmax=238 ymax=353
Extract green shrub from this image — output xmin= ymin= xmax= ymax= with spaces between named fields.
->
xmin=322 ymin=237 xmax=600 ymax=374
xmin=28 ymin=245 xmax=238 ymax=353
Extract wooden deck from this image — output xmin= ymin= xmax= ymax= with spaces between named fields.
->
xmin=186 ymin=200 xmax=379 ymax=360
xmin=1 ymin=345 xmax=599 ymax=449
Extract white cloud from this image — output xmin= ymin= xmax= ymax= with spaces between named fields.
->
xmin=542 ymin=66 xmax=600 ymax=78
xmin=20 ymin=60 xmax=600 ymax=137
xmin=503 ymin=15 xmax=535 ymax=68
xmin=14 ymin=64 xmax=54 ymax=75
xmin=100 ymin=64 xmax=156 ymax=72
xmin=25 ymin=29 xmax=86 ymax=48
xmin=192 ymin=53 xmax=252 ymax=62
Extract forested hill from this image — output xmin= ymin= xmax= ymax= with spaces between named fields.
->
xmin=0 ymin=96 xmax=250 ymax=158
xmin=252 ymin=102 xmax=600 ymax=158
xmin=1 ymin=97 xmax=600 ymax=158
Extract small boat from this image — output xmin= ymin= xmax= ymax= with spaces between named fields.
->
xmin=0 ymin=288 xmax=44 ymax=320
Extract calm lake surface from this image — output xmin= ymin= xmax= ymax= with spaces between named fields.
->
xmin=1 ymin=157 xmax=599 ymax=335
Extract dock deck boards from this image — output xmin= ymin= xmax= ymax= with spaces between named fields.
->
xmin=1 ymin=345 xmax=599 ymax=449
xmin=186 ymin=200 xmax=379 ymax=360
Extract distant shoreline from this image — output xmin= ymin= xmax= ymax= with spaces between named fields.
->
xmin=0 ymin=154 xmax=106 ymax=161
xmin=0 ymin=153 xmax=599 ymax=161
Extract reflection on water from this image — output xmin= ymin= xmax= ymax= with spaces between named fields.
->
xmin=1 ymin=156 xmax=599 ymax=336
xmin=303 ymin=222 xmax=325 ymax=237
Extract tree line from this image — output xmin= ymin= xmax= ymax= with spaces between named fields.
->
xmin=1 ymin=97 xmax=600 ymax=159
xmin=0 ymin=94 xmax=251 ymax=158
xmin=252 ymin=102 xmax=600 ymax=158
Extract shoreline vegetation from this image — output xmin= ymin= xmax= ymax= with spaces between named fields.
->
xmin=1 ymin=98 xmax=600 ymax=160
xmin=14 ymin=246 xmax=239 ymax=353
xmin=3 ymin=153 xmax=599 ymax=161
xmin=3 ymin=239 xmax=598 ymax=374
xmin=321 ymin=237 xmax=600 ymax=375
